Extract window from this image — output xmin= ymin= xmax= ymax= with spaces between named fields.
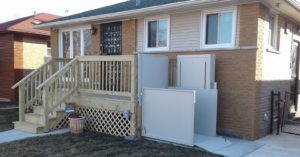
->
xmin=202 ymin=8 xmax=236 ymax=48
xmin=46 ymin=40 xmax=51 ymax=56
xmin=145 ymin=16 xmax=170 ymax=51
xmin=59 ymin=26 xmax=92 ymax=58
xmin=267 ymin=15 xmax=278 ymax=49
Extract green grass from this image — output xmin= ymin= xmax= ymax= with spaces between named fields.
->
xmin=0 ymin=108 xmax=18 ymax=132
xmin=0 ymin=132 xmax=221 ymax=157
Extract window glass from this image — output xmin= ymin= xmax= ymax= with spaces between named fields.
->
xmin=62 ymin=31 xmax=70 ymax=58
xmin=73 ymin=30 xmax=81 ymax=57
xmin=205 ymin=11 xmax=235 ymax=47
xmin=158 ymin=20 xmax=167 ymax=47
xmin=206 ymin=14 xmax=218 ymax=45
xmin=219 ymin=12 xmax=233 ymax=44
xmin=148 ymin=21 xmax=157 ymax=48
xmin=61 ymin=28 xmax=93 ymax=58
xmin=83 ymin=29 xmax=92 ymax=55
xmin=268 ymin=16 xmax=275 ymax=47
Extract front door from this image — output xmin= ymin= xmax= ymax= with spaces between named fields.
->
xmin=100 ymin=22 xmax=122 ymax=55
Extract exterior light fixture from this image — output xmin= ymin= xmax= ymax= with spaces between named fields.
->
xmin=90 ymin=27 xmax=97 ymax=35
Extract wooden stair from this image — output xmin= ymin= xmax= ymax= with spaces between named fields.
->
xmin=14 ymin=104 xmax=67 ymax=133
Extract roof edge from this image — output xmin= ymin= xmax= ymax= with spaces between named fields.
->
xmin=34 ymin=0 xmax=236 ymax=29
xmin=286 ymin=0 xmax=300 ymax=10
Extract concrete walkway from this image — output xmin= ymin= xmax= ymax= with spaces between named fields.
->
xmin=195 ymin=133 xmax=300 ymax=157
xmin=0 ymin=129 xmax=69 ymax=144
xmin=245 ymin=133 xmax=300 ymax=157
xmin=194 ymin=134 xmax=263 ymax=157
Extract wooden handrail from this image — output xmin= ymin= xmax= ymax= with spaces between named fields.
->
xmin=16 ymin=55 xmax=137 ymax=131
xmin=11 ymin=59 xmax=52 ymax=89
xmin=36 ymin=57 xmax=79 ymax=90
xmin=78 ymin=55 xmax=135 ymax=61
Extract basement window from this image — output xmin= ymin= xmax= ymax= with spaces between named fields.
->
xmin=202 ymin=7 xmax=237 ymax=49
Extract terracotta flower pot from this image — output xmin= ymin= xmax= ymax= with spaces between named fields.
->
xmin=69 ymin=117 xmax=85 ymax=134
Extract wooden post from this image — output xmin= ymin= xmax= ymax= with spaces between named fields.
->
xmin=42 ymin=86 xmax=49 ymax=132
xmin=19 ymin=83 xmax=25 ymax=121
xmin=74 ymin=59 xmax=80 ymax=96
xmin=131 ymin=56 xmax=137 ymax=102
xmin=131 ymin=55 xmax=141 ymax=137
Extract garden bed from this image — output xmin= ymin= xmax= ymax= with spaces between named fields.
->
xmin=0 ymin=132 xmax=221 ymax=157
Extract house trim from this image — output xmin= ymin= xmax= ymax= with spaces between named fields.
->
xmin=33 ymin=0 xmax=266 ymax=29
xmin=137 ymin=46 xmax=258 ymax=54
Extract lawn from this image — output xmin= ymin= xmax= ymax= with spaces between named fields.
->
xmin=0 ymin=132 xmax=221 ymax=157
xmin=0 ymin=108 xmax=18 ymax=132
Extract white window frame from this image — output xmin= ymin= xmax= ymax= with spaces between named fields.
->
xmin=144 ymin=15 xmax=170 ymax=52
xmin=58 ymin=25 xmax=91 ymax=58
xmin=267 ymin=14 xmax=278 ymax=50
xmin=201 ymin=7 xmax=237 ymax=49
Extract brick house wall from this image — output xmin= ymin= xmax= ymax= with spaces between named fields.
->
xmin=0 ymin=33 xmax=15 ymax=101
xmin=22 ymin=36 xmax=47 ymax=70
xmin=0 ymin=33 xmax=49 ymax=101
xmin=254 ymin=4 xmax=300 ymax=138
xmin=47 ymin=2 xmax=299 ymax=140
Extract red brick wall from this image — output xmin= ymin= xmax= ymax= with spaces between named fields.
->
xmin=0 ymin=33 xmax=17 ymax=101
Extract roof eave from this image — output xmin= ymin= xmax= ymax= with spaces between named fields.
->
xmin=33 ymin=0 xmax=237 ymax=29
xmin=286 ymin=0 xmax=300 ymax=11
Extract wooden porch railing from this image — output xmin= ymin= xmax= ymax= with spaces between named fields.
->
xmin=77 ymin=56 xmax=136 ymax=100
xmin=12 ymin=58 xmax=71 ymax=121
xmin=13 ymin=55 xmax=137 ymax=131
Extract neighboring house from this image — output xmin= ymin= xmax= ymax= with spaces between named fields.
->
xmin=0 ymin=13 xmax=60 ymax=102
xmin=12 ymin=0 xmax=300 ymax=141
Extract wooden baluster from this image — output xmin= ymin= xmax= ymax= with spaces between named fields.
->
xmin=109 ymin=61 xmax=113 ymax=92
xmin=54 ymin=81 xmax=58 ymax=104
xmin=91 ymin=61 xmax=94 ymax=90
xmin=26 ymin=81 xmax=29 ymax=107
xmin=101 ymin=61 xmax=104 ymax=90
xmin=116 ymin=61 xmax=119 ymax=92
xmin=113 ymin=61 xmax=116 ymax=92
xmin=120 ymin=61 xmax=123 ymax=92
xmin=105 ymin=61 xmax=108 ymax=91
xmin=75 ymin=60 xmax=80 ymax=89
xmin=42 ymin=85 xmax=49 ymax=132
xmin=97 ymin=61 xmax=100 ymax=90
xmin=124 ymin=62 xmax=127 ymax=92
xmin=128 ymin=62 xmax=131 ymax=93
xmin=89 ymin=61 xmax=91 ymax=90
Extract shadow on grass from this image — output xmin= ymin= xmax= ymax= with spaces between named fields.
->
xmin=0 ymin=132 xmax=222 ymax=157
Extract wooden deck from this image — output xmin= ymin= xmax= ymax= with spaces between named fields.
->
xmin=12 ymin=55 xmax=138 ymax=136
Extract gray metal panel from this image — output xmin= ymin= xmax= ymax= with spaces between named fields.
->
xmin=142 ymin=88 xmax=196 ymax=146
xmin=138 ymin=54 xmax=169 ymax=105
